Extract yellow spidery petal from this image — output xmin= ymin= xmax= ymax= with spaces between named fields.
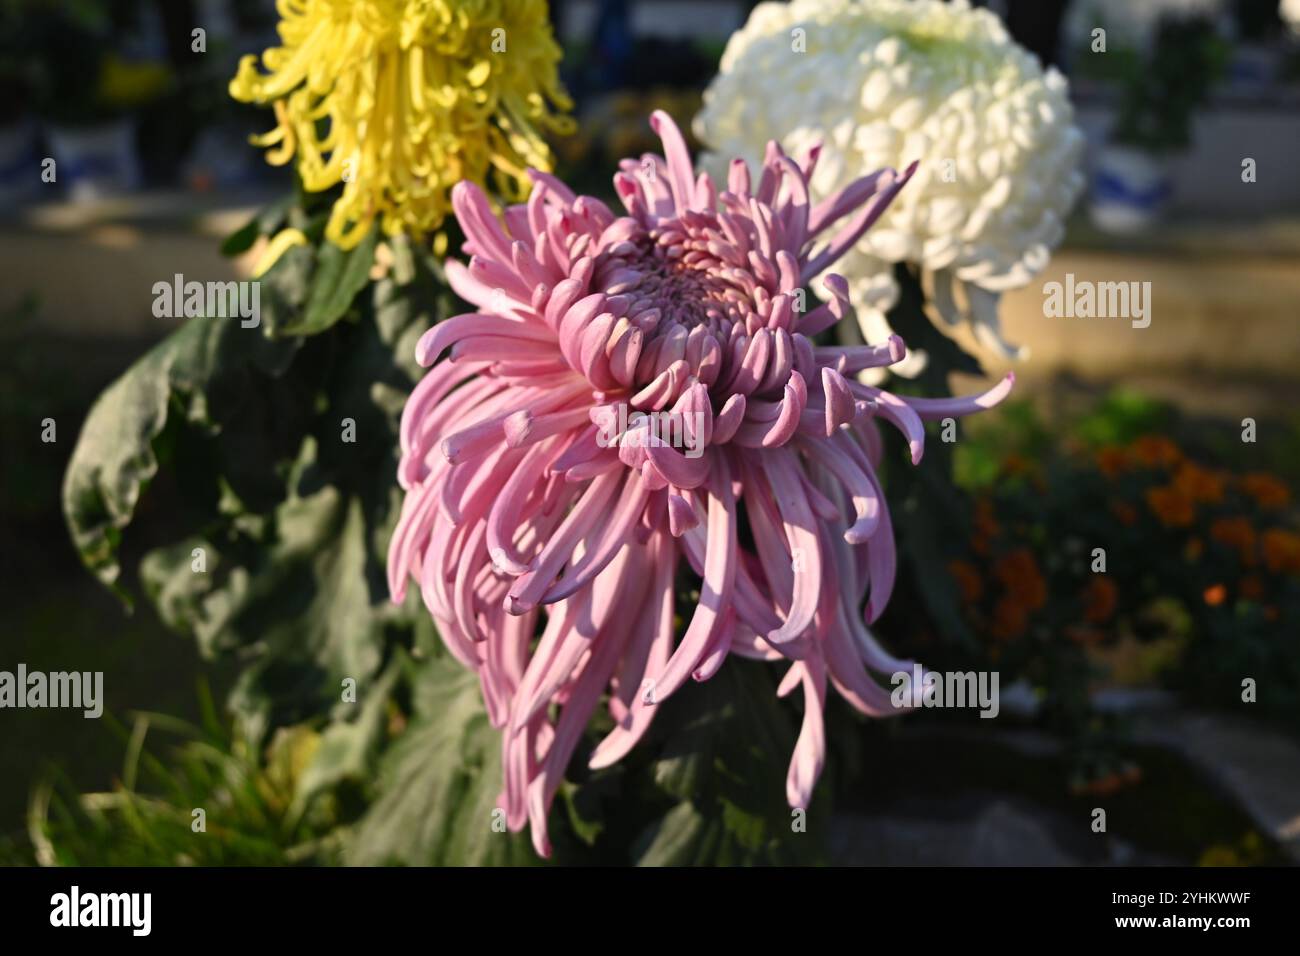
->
xmin=229 ymin=0 xmax=573 ymax=251
xmin=258 ymin=100 xmax=298 ymax=166
xmin=252 ymin=228 xmax=310 ymax=278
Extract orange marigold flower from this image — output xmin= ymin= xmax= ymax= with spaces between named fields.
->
xmin=1203 ymin=583 xmax=1227 ymax=606
xmin=1096 ymin=445 xmax=1128 ymax=478
xmin=1238 ymin=576 xmax=1265 ymax=601
xmin=1209 ymin=516 xmax=1256 ymax=565
xmin=1261 ymin=528 xmax=1300 ymax=575
xmin=972 ymin=497 xmax=1000 ymax=555
xmin=1001 ymin=453 xmax=1036 ymax=478
xmin=1240 ymin=472 xmax=1291 ymax=511
xmin=1173 ymin=462 xmax=1225 ymax=504
xmin=994 ymin=548 xmax=1047 ymax=610
xmin=1083 ymin=576 xmax=1118 ymax=623
xmin=1110 ymin=500 xmax=1138 ymax=527
xmin=1129 ymin=435 xmax=1182 ymax=469
xmin=975 ymin=497 xmax=1000 ymax=536
xmin=1065 ymin=625 xmax=1106 ymax=646
xmin=1146 ymin=484 xmax=1195 ymax=528
xmin=1079 ymin=773 xmax=1123 ymax=797
xmin=948 ymin=559 xmax=984 ymax=604
xmin=991 ymin=596 xmax=1029 ymax=642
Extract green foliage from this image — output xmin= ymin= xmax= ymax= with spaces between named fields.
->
xmin=943 ymin=400 xmax=1300 ymax=737
xmin=1070 ymin=390 xmax=1173 ymax=448
xmin=953 ymin=391 xmax=1171 ymax=490
xmin=345 ymin=655 xmax=542 ymax=866
xmin=292 ymin=229 xmax=382 ymax=336
xmin=631 ymin=661 xmax=825 ymax=866
xmin=62 ymin=308 xmax=300 ymax=603
xmin=329 ymin=652 xmax=827 ymax=866
xmin=62 ymin=193 xmax=453 ymax=739
xmin=1077 ymin=12 xmax=1231 ymax=154
xmin=28 ymin=685 xmax=347 ymax=866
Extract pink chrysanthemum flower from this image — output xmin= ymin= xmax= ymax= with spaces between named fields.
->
xmin=390 ymin=111 xmax=1013 ymax=855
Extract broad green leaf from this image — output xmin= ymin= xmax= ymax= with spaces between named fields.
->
xmin=291 ymin=656 xmax=405 ymax=822
xmin=219 ymin=195 xmax=294 ymax=257
xmin=642 ymin=660 xmax=825 ymax=865
xmin=223 ymin=481 xmax=388 ymax=733
xmin=62 ymin=315 xmax=298 ymax=602
xmin=558 ymin=767 xmax=625 ymax=847
xmin=634 ymin=797 xmax=814 ymax=866
xmin=66 ymin=211 xmax=455 ymax=731
xmin=136 ymin=434 xmax=406 ymax=734
xmin=346 ymin=657 xmax=540 ymax=866
xmin=283 ymin=227 xmax=380 ymax=336
xmin=634 ymin=802 xmax=708 ymax=866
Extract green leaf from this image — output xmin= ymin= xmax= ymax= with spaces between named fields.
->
xmin=559 ymin=767 xmax=623 ymax=847
xmin=640 ymin=660 xmax=826 ymax=865
xmin=135 ymin=433 xmax=408 ymax=734
xmin=283 ymin=227 xmax=380 ymax=336
xmin=346 ymin=656 xmax=540 ymax=866
xmin=291 ymin=655 xmax=405 ymax=822
xmin=257 ymin=243 xmax=316 ymax=337
xmin=62 ymin=316 xmax=298 ymax=603
xmin=220 ymin=217 xmax=261 ymax=258
xmin=67 ymin=216 xmax=454 ymax=731
xmin=219 ymin=195 xmax=294 ymax=257
xmin=139 ymin=536 xmax=221 ymax=634
xmin=634 ymin=802 xmax=709 ymax=865
xmin=223 ymin=478 xmax=390 ymax=733
xmin=633 ymin=798 xmax=811 ymax=867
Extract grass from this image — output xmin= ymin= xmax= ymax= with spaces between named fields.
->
xmin=22 ymin=686 xmax=345 ymax=866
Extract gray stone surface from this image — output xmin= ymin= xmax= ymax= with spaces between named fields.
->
xmin=831 ymin=799 xmax=1083 ymax=866
xmin=1132 ymin=711 xmax=1300 ymax=864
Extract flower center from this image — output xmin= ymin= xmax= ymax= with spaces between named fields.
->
xmin=600 ymin=211 xmax=756 ymax=339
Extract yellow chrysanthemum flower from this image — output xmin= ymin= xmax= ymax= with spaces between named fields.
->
xmin=230 ymin=0 xmax=574 ymax=251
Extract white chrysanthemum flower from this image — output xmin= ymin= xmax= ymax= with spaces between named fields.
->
xmin=1286 ymin=0 xmax=1300 ymax=34
xmin=695 ymin=0 xmax=1085 ymax=376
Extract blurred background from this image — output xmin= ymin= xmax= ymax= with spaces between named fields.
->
xmin=2 ymin=0 xmax=1298 ymax=866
